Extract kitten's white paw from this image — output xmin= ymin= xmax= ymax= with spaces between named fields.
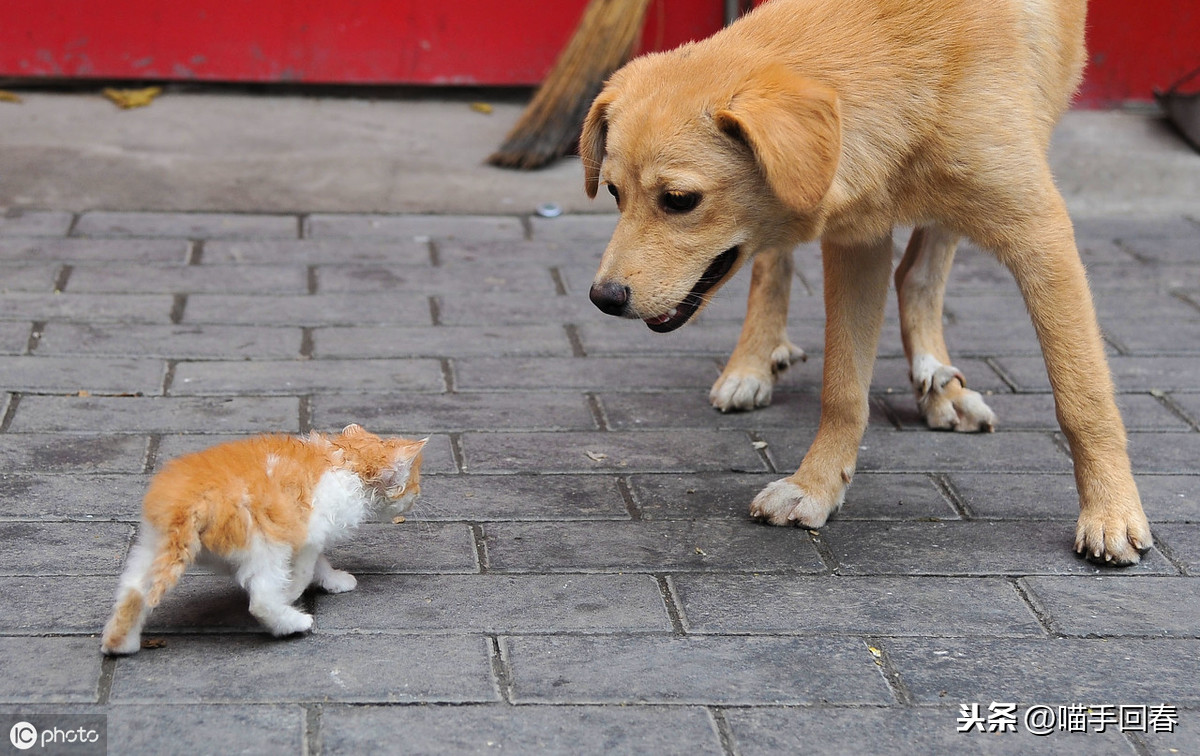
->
xmin=100 ymin=631 xmax=142 ymax=656
xmin=265 ymin=607 xmax=314 ymax=637
xmin=319 ymin=569 xmax=357 ymax=594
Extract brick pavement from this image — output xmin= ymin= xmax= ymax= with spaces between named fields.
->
xmin=0 ymin=208 xmax=1198 ymax=754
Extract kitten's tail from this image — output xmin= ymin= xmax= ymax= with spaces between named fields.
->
xmin=101 ymin=517 xmax=200 ymax=655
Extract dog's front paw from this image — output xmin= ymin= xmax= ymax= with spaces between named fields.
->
xmin=1075 ymin=507 xmax=1153 ymax=567
xmin=750 ymin=478 xmax=843 ymax=528
xmin=710 ymin=340 xmax=806 ymax=412
xmin=318 ymin=569 xmax=358 ymax=594
xmin=912 ymin=357 xmax=995 ymax=432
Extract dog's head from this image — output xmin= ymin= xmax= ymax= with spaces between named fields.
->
xmin=582 ymin=54 xmax=841 ymax=331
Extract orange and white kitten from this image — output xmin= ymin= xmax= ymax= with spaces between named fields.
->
xmin=101 ymin=424 xmax=427 ymax=655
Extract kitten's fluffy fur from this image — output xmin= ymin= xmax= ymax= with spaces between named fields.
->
xmin=101 ymin=424 xmax=426 ymax=655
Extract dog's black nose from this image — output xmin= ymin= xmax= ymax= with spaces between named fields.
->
xmin=589 ymin=281 xmax=630 ymax=316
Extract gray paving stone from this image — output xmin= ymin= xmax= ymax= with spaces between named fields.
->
xmin=0 ymin=473 xmax=146 ymax=520
xmin=0 ymin=292 xmax=174 ymax=323
xmin=410 ymin=474 xmax=628 ymax=521
xmin=0 ymin=209 xmax=73 ymax=237
xmin=0 ymin=574 xmax=265 ymax=635
xmin=311 ymin=391 xmax=594 ymax=433
xmin=483 ymin=520 xmax=824 ymax=573
xmin=762 ymin=429 xmax=1072 ymax=474
xmin=315 ymin=573 xmax=671 ymax=633
xmin=0 ymin=522 xmax=132 ymax=576
xmin=0 ymin=237 xmax=190 ymax=263
xmin=998 ymin=355 xmax=1200 ymax=392
xmin=9 ymin=396 xmax=300 ymax=434
xmin=170 ymin=358 xmax=444 ymax=395
xmin=0 ymin=263 xmax=61 ymax=292
xmin=1076 ymin=216 xmax=1200 ymax=241
xmin=1153 ymin=524 xmax=1200 ymax=574
xmin=1136 ymin=707 xmax=1199 ymax=756
xmin=74 ymin=212 xmax=298 ymax=239
xmin=321 ymin=703 xmax=722 ymax=756
xmin=819 ymin=521 xmax=1176 ymax=576
xmin=0 ymin=575 xmax=113 ymax=633
xmin=152 ymin=433 xmax=458 ymax=474
xmin=885 ymin=637 xmax=1200 ymax=704
xmin=503 ymin=635 xmax=893 ymax=705
xmin=0 ymin=356 xmax=164 ymax=394
xmin=887 ymin=392 xmax=1188 ymax=432
xmin=0 ymin=434 xmax=148 ymax=473
xmin=725 ymin=706 xmax=1133 ymax=756
xmin=949 ymin=473 xmax=1200 ymax=522
xmin=436 ymin=238 xmax=606 ymax=265
xmin=0 ymin=638 xmax=103 ymax=703
xmin=1103 ymin=318 xmax=1200 ymax=354
xmin=0 ymin=321 xmax=29 ymax=353
xmin=1127 ymin=433 xmax=1200 ymax=473
xmin=460 ymin=430 xmax=767 ymax=474
xmin=1170 ymin=393 xmax=1200 ymax=425
xmin=108 ymin=705 xmax=306 ymax=756
xmin=183 ymin=292 xmax=432 ymax=326
xmin=454 ymin=356 xmax=723 ymax=391
xmin=204 ymin=238 xmax=429 ymax=264
xmin=949 ymin=291 xmax=1200 ymax=324
xmin=35 ymin=322 xmax=303 ymax=359
xmin=600 ymin=390 xmax=894 ymax=430
xmin=673 ymin=575 xmax=1042 ymax=636
xmin=576 ymin=320 xmax=758 ymax=356
xmin=528 ymin=213 xmax=618 ymax=242
xmin=630 ymin=472 xmax=958 ymax=521
xmin=312 ymin=324 xmax=572 ymax=358
xmin=66 ymin=264 xmax=308 ymax=294
xmin=1021 ymin=576 xmax=1200 ymax=637
xmin=324 ymin=522 xmax=480 ymax=574
xmin=315 ymin=262 xmax=556 ymax=295
xmin=436 ymin=291 xmax=600 ymax=325
xmin=1121 ymin=236 xmax=1200 ymax=263
xmin=108 ymin=634 xmax=497 ymax=704
xmin=306 ymin=214 xmax=524 ymax=242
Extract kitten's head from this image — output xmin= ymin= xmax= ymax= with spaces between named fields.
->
xmin=335 ymin=424 xmax=428 ymax=513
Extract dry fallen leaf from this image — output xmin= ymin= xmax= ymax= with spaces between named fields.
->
xmin=469 ymin=102 xmax=493 ymax=114
xmin=391 ymin=515 xmax=406 ymax=524
xmin=103 ymin=86 xmax=163 ymax=109
xmin=0 ymin=91 xmax=22 ymax=104
xmin=751 ymin=441 xmax=768 ymax=450
xmin=141 ymin=637 xmax=167 ymax=649
xmin=77 ymin=390 xmax=91 ymax=397
xmin=585 ymin=451 xmax=608 ymax=462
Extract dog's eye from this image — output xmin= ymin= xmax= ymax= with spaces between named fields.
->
xmin=661 ymin=191 xmax=700 ymax=214
xmin=607 ymin=184 xmax=620 ymax=203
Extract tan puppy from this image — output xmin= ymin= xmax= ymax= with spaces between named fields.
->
xmin=582 ymin=0 xmax=1153 ymax=565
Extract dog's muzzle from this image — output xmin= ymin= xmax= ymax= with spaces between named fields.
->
xmin=588 ymin=281 xmax=631 ymax=316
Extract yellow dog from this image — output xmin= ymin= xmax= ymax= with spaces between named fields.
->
xmin=582 ymin=0 xmax=1151 ymax=565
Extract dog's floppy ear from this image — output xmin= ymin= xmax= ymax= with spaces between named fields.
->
xmin=581 ymin=88 xmax=615 ymax=199
xmin=714 ymin=65 xmax=841 ymax=213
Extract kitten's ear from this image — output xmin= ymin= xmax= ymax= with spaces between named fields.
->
xmin=341 ymin=423 xmax=365 ymax=436
xmin=378 ymin=438 xmax=427 ymax=489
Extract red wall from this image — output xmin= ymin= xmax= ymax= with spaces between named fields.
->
xmin=0 ymin=0 xmax=1195 ymax=104
xmin=0 ymin=0 xmax=722 ymax=86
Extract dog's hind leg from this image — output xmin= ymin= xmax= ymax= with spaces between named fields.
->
xmin=710 ymin=246 xmax=806 ymax=412
xmin=895 ymin=225 xmax=996 ymax=432
xmin=752 ymin=233 xmax=893 ymax=527
xmin=981 ymin=177 xmax=1151 ymax=566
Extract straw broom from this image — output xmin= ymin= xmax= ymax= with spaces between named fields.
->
xmin=488 ymin=0 xmax=652 ymax=170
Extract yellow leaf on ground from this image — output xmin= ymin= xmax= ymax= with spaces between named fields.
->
xmin=102 ymin=86 xmax=163 ymax=109
xmin=0 ymin=91 xmax=22 ymax=103
xmin=469 ymin=102 xmax=493 ymax=114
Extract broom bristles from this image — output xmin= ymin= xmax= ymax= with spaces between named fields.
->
xmin=488 ymin=0 xmax=652 ymax=170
